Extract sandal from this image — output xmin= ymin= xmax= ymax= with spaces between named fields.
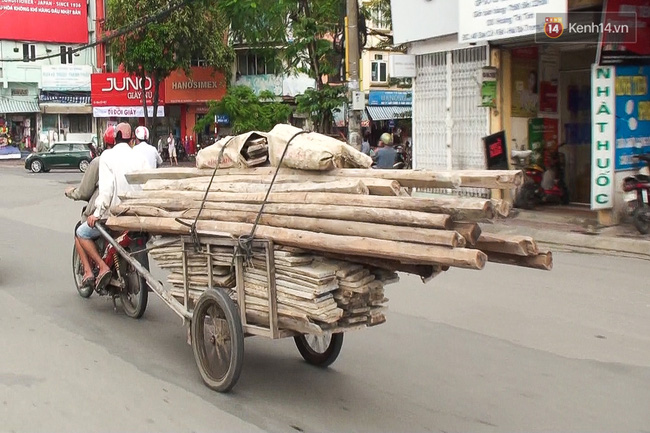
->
xmin=96 ymin=269 xmax=112 ymax=291
xmin=82 ymin=275 xmax=95 ymax=287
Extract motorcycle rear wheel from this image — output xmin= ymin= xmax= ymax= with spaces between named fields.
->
xmin=632 ymin=204 xmax=650 ymax=235
xmin=72 ymin=245 xmax=94 ymax=299
xmin=119 ymin=252 xmax=148 ymax=319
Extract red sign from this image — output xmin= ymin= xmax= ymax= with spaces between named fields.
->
xmin=0 ymin=0 xmax=88 ymax=44
xmin=91 ymin=73 xmax=165 ymax=107
xmin=163 ymin=67 xmax=227 ymax=104
xmin=601 ymin=0 xmax=650 ymax=65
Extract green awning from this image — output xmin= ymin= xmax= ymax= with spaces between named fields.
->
xmin=0 ymin=99 xmax=39 ymax=114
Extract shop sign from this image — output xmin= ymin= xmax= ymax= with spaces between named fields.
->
xmin=483 ymin=130 xmax=508 ymax=170
xmin=591 ymin=65 xmax=616 ymax=210
xmin=92 ymin=106 xmax=165 ymax=118
xmin=164 ymin=67 xmax=227 ymax=104
xmin=368 ymin=90 xmax=412 ymax=107
xmin=91 ymin=73 xmax=165 ymax=107
xmin=480 ymin=67 xmax=497 ymax=108
xmin=614 ymin=66 xmax=650 ymax=170
xmin=11 ymin=88 xmax=28 ymax=96
xmin=42 ymin=65 xmax=92 ymax=91
xmin=0 ymin=0 xmax=87 ymax=44
xmin=215 ymin=114 xmax=230 ymax=125
xmin=388 ymin=54 xmax=416 ymax=78
xmin=600 ymin=0 xmax=650 ymax=65
xmin=458 ymin=0 xmax=566 ymax=43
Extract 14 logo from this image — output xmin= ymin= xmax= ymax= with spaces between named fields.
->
xmin=544 ymin=17 xmax=564 ymax=39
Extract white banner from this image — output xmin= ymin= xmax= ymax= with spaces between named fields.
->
xmin=42 ymin=65 xmax=92 ymax=91
xmin=458 ymin=0 xmax=566 ymax=43
xmin=389 ymin=54 xmax=416 ymax=78
xmin=92 ymin=106 xmax=165 ymax=118
xmin=591 ymin=65 xmax=616 ymax=210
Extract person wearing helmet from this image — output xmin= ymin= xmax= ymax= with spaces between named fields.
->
xmin=373 ymin=132 xmax=397 ymax=169
xmin=133 ymin=125 xmax=162 ymax=169
xmin=76 ymin=122 xmax=148 ymax=291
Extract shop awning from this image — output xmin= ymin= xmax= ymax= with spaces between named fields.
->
xmin=366 ymin=105 xmax=412 ymax=121
xmin=0 ymin=99 xmax=39 ymax=114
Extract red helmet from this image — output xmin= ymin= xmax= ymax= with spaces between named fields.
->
xmin=115 ymin=122 xmax=132 ymax=142
xmin=103 ymin=125 xmax=116 ymax=148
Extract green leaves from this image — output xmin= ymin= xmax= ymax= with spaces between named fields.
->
xmin=194 ymin=86 xmax=292 ymax=135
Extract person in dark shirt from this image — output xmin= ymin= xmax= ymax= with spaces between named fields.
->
xmin=373 ymin=132 xmax=397 ymax=169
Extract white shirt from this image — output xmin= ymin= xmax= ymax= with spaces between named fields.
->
xmin=134 ymin=141 xmax=163 ymax=169
xmin=93 ymin=142 xmax=148 ymax=218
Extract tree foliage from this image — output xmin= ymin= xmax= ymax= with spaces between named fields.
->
xmin=195 ymin=86 xmax=292 ymax=135
xmin=106 ymin=0 xmax=233 ymax=140
xmin=217 ymin=0 xmax=346 ymax=133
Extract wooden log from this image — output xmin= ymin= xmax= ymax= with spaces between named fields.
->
xmin=126 ymin=167 xmax=524 ymax=189
xmin=476 ymin=233 xmax=538 ymax=256
xmin=121 ymin=190 xmax=495 ymax=221
xmin=486 ymin=250 xmax=552 ymax=270
xmin=106 ymin=216 xmax=488 ymax=270
xmin=451 ymin=222 xmax=482 ymax=246
xmin=143 ymin=179 xmax=371 ymax=195
xmin=115 ymin=200 xmax=452 ymax=229
xmin=491 ymin=199 xmax=513 ymax=218
xmin=245 ymin=310 xmax=325 ymax=335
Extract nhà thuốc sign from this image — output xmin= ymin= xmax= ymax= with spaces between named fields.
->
xmin=591 ymin=65 xmax=616 ymax=210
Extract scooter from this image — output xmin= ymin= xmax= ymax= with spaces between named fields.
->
xmin=514 ymin=143 xmax=569 ymax=209
xmin=622 ymin=154 xmax=650 ymax=234
xmin=72 ymin=223 xmax=149 ymax=318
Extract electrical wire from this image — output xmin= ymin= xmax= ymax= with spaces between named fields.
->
xmin=1 ymin=0 xmax=197 ymax=62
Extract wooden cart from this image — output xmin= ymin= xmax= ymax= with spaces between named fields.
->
xmin=95 ymin=223 xmax=361 ymax=393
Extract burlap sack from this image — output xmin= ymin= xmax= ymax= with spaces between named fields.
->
xmin=195 ymin=132 xmax=269 ymax=169
xmin=267 ymin=124 xmax=372 ymax=171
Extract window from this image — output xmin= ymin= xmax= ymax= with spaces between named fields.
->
xmin=369 ymin=4 xmax=391 ymax=30
xmin=191 ymin=58 xmax=208 ymax=67
xmin=68 ymin=115 xmax=92 ymax=133
xmin=371 ymin=54 xmax=388 ymax=83
xmin=236 ymin=52 xmax=277 ymax=76
xmin=22 ymin=44 xmax=35 ymax=62
xmin=60 ymin=46 xmax=73 ymax=64
xmin=52 ymin=144 xmax=68 ymax=152
xmin=72 ymin=144 xmax=87 ymax=152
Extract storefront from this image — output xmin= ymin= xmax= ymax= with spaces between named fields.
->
xmin=0 ymin=83 xmax=40 ymax=151
xmin=163 ymin=66 xmax=227 ymax=155
xmin=365 ymin=90 xmax=412 ymax=145
xmin=40 ymin=65 xmax=94 ymax=149
xmin=90 ymin=72 xmax=165 ymax=148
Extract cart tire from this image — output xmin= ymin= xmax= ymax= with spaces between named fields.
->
xmin=294 ymin=332 xmax=343 ymax=368
xmin=72 ymin=244 xmax=93 ymax=299
xmin=119 ymin=252 xmax=148 ymax=319
xmin=192 ymin=289 xmax=244 ymax=393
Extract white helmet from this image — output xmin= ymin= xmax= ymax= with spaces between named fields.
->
xmin=135 ymin=126 xmax=149 ymax=141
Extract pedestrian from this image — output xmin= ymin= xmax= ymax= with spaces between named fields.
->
xmin=372 ymin=132 xmax=397 ymax=169
xmin=167 ymin=132 xmax=178 ymax=166
xmin=361 ymin=131 xmax=371 ymax=156
xmin=133 ymin=126 xmax=162 ymax=169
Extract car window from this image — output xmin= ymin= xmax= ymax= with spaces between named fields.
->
xmin=72 ymin=144 xmax=87 ymax=152
xmin=52 ymin=144 xmax=68 ymax=152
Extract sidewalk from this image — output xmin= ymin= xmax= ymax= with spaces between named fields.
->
xmin=486 ymin=206 xmax=650 ymax=259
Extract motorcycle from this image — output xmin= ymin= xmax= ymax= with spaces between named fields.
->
xmin=514 ymin=143 xmax=569 ymax=209
xmin=72 ymin=223 xmax=149 ymax=318
xmin=622 ymin=154 xmax=650 ymax=234
xmin=393 ymin=141 xmax=412 ymax=170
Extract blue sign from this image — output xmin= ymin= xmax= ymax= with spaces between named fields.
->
xmin=368 ymin=90 xmax=412 ymax=106
xmin=215 ymin=114 xmax=230 ymax=125
xmin=615 ymin=66 xmax=650 ymax=171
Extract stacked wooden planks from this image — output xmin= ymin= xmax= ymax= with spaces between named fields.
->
xmin=107 ymin=157 xmax=552 ymax=334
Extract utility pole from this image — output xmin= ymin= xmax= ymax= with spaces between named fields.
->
xmin=346 ymin=0 xmax=362 ymax=151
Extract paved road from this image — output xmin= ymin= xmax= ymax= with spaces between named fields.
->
xmin=1 ymin=165 xmax=649 ymax=432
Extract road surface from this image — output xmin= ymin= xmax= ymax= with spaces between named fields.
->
xmin=1 ymin=165 xmax=649 ymax=432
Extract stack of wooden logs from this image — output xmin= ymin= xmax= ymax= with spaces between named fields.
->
xmin=106 ymin=165 xmax=552 ymax=333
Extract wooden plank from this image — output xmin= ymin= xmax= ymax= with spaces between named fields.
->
xmin=476 ymin=233 xmax=538 ymax=256
xmin=486 ymin=250 xmax=552 ymax=270
xmin=121 ymin=190 xmax=495 ymax=221
xmin=126 ymin=167 xmax=524 ymax=189
xmin=143 ymin=179 xmax=371 ymax=195
xmin=451 ymin=222 xmax=482 ymax=246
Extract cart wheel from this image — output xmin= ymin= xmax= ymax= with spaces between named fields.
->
xmin=119 ymin=254 xmax=148 ymax=319
xmin=294 ymin=332 xmax=343 ymax=368
xmin=191 ymin=289 xmax=244 ymax=393
xmin=72 ymin=245 xmax=93 ymax=299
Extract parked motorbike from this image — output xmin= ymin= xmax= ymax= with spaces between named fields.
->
xmin=622 ymin=154 xmax=650 ymax=234
xmin=393 ymin=141 xmax=412 ymax=170
xmin=72 ymin=224 xmax=149 ymax=318
xmin=514 ymin=143 xmax=569 ymax=209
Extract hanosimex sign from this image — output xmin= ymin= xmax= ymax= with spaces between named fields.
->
xmin=591 ymin=65 xmax=616 ymax=210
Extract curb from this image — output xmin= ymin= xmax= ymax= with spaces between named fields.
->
xmin=483 ymin=224 xmax=650 ymax=260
